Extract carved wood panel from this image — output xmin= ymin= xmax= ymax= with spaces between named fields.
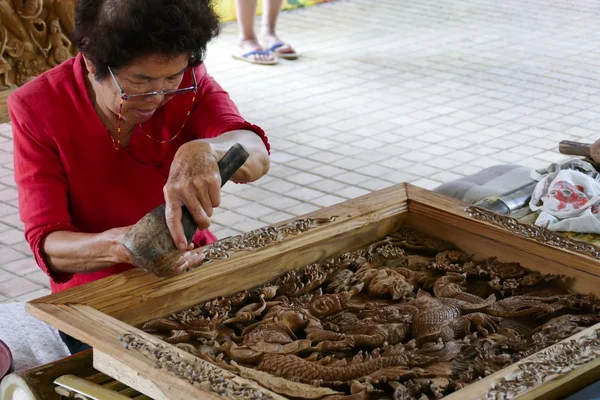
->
xmin=0 ymin=0 xmax=77 ymax=90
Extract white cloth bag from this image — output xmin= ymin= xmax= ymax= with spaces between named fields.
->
xmin=529 ymin=159 xmax=600 ymax=233
xmin=0 ymin=302 xmax=70 ymax=372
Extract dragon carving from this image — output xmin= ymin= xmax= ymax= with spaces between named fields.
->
xmin=141 ymin=228 xmax=600 ymax=399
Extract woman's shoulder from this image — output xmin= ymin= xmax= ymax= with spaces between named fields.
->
xmin=8 ymin=57 xmax=79 ymax=113
xmin=191 ymin=62 xmax=230 ymax=98
xmin=192 ymin=62 xmax=208 ymax=78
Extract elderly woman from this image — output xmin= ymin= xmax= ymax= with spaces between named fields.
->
xmin=9 ymin=1 xmax=270 ymax=296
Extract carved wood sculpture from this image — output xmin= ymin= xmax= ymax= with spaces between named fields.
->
xmin=0 ymin=0 xmax=77 ymax=121
xmin=140 ymin=229 xmax=600 ymax=399
xmin=25 ymin=184 xmax=600 ymax=400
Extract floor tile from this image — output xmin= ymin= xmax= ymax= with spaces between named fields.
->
xmin=4 ymin=0 xmax=600 ymax=299
xmin=0 ymin=276 xmax=41 ymax=299
xmin=2 ymin=258 xmax=39 ymax=276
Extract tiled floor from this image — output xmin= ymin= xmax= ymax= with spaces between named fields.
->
xmin=2 ymin=0 xmax=600 ymax=301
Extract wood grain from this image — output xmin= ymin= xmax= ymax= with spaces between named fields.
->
xmin=559 ymin=140 xmax=592 ymax=158
xmin=93 ymin=351 xmax=218 ymax=400
xmin=0 ymin=349 xmax=95 ymax=400
xmin=406 ymin=185 xmax=600 ymax=293
xmin=54 ymin=374 xmax=132 ymax=400
xmin=25 ymin=183 xmax=600 ymax=399
xmin=26 ymin=303 xmax=284 ymax=400
xmin=518 ymin=354 xmax=600 ymax=400
xmin=29 ymin=184 xmax=409 ymax=326
xmin=440 ymin=322 xmax=600 ymax=400
xmin=408 ymin=212 xmax=600 ymax=294
xmin=0 ymin=88 xmax=14 ymax=124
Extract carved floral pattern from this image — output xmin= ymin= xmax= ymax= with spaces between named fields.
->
xmin=120 ymin=332 xmax=275 ymax=400
xmin=484 ymin=329 xmax=600 ymax=400
xmin=201 ymin=217 xmax=338 ymax=262
xmin=465 ymin=206 xmax=600 ymax=259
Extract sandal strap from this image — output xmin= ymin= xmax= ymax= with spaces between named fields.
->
xmin=242 ymin=49 xmax=272 ymax=57
xmin=267 ymin=43 xmax=285 ymax=52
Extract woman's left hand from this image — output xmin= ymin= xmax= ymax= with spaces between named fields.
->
xmin=166 ymin=244 xmax=208 ymax=277
xmin=163 ymin=141 xmax=221 ymax=250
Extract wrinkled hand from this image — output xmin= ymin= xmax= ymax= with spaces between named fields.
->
xmin=159 ymin=244 xmax=208 ymax=277
xmin=164 ymin=142 xmax=221 ymax=250
xmin=113 ymin=225 xmax=208 ymax=277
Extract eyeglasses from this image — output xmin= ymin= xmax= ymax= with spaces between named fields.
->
xmin=107 ymin=65 xmax=197 ymax=101
xmin=104 ymin=65 xmax=199 ymax=151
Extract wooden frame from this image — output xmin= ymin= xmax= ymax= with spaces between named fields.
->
xmin=0 ymin=349 xmax=147 ymax=399
xmin=25 ymin=183 xmax=600 ymax=399
xmin=0 ymin=89 xmax=15 ymax=123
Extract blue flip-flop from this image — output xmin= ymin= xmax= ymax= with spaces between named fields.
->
xmin=232 ymin=48 xmax=278 ymax=65
xmin=265 ymin=42 xmax=299 ymax=60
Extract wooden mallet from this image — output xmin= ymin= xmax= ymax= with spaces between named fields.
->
xmin=559 ymin=140 xmax=600 ymax=163
xmin=121 ymin=143 xmax=249 ymax=277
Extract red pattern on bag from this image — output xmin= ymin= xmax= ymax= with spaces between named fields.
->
xmin=548 ymin=181 xmax=588 ymax=211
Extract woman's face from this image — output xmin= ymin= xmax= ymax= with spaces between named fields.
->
xmin=86 ymin=53 xmax=189 ymax=125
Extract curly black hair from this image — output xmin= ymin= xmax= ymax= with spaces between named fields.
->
xmin=73 ymin=0 xmax=220 ymax=81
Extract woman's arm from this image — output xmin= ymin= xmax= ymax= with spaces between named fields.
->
xmin=199 ymin=129 xmax=270 ymax=182
xmin=161 ymin=68 xmax=271 ymax=252
xmin=10 ymin=81 xmax=211 ymax=281
xmin=42 ymin=228 xmax=206 ymax=276
xmin=41 ymin=228 xmax=130 ymax=274
xmin=185 ymin=68 xmax=271 ymax=183
xmin=163 ymin=129 xmax=270 ymax=251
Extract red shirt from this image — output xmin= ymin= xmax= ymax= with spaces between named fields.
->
xmin=9 ymin=54 xmax=269 ymax=294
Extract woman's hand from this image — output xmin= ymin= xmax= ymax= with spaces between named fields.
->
xmin=163 ymin=141 xmax=221 ymax=250
xmin=114 ymin=226 xmax=206 ymax=277
xmin=163 ymin=244 xmax=208 ymax=277
xmin=43 ymin=225 xmax=207 ymax=276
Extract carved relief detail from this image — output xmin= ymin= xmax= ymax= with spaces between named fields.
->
xmin=0 ymin=0 xmax=77 ymax=89
xmin=120 ymin=333 xmax=275 ymax=400
xmin=484 ymin=329 xmax=600 ymax=399
xmin=465 ymin=206 xmax=600 ymax=259
xmin=200 ymin=217 xmax=338 ymax=263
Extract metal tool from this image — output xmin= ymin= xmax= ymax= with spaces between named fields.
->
xmin=472 ymin=181 xmax=538 ymax=215
xmin=121 ymin=143 xmax=249 ymax=277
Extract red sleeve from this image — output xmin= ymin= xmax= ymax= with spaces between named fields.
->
xmin=187 ymin=66 xmax=270 ymax=154
xmin=9 ymin=94 xmax=78 ymax=284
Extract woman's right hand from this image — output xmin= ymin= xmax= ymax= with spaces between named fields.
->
xmin=42 ymin=225 xmax=207 ymax=276
xmin=110 ymin=225 xmax=136 ymax=264
xmin=113 ymin=227 xmax=207 ymax=277
xmin=42 ymin=225 xmax=136 ymax=274
xmin=165 ymin=244 xmax=208 ymax=277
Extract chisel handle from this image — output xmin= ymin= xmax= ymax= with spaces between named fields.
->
xmin=559 ymin=140 xmax=592 ymax=157
xmin=120 ymin=143 xmax=250 ymax=277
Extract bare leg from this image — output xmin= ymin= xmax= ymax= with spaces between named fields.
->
xmin=236 ymin=0 xmax=258 ymax=41
xmin=234 ymin=0 xmax=276 ymax=63
xmin=261 ymin=0 xmax=297 ymax=57
xmin=261 ymin=0 xmax=284 ymax=36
